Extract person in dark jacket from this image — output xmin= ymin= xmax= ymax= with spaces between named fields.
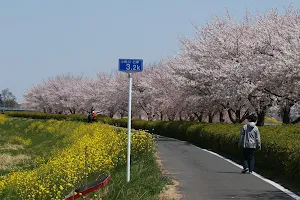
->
xmin=87 ymin=107 xmax=95 ymax=123
xmin=238 ymin=114 xmax=261 ymax=174
xmin=87 ymin=111 xmax=92 ymax=123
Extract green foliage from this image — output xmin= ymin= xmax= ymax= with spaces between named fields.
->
xmin=0 ymin=118 xmax=79 ymax=175
xmin=0 ymin=88 xmax=17 ymax=107
xmin=123 ymin=119 xmax=300 ymax=187
xmin=6 ymin=111 xmax=67 ymax=120
xmin=6 ymin=111 xmax=300 ymax=187
xmin=104 ymin=154 xmax=169 ymax=200
xmin=0 ymin=117 xmax=164 ymax=199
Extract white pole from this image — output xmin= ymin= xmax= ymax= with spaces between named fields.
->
xmin=126 ymin=73 xmax=132 ymax=183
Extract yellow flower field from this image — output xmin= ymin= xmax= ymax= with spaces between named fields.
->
xmin=0 ymin=116 xmax=153 ymax=199
xmin=0 ymin=114 xmax=9 ymax=124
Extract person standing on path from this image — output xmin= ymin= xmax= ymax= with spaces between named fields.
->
xmin=92 ymin=110 xmax=97 ymax=121
xmin=239 ymin=114 xmax=261 ymax=174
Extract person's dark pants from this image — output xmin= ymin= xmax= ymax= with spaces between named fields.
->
xmin=242 ymin=148 xmax=255 ymax=172
xmin=87 ymin=115 xmax=92 ymax=123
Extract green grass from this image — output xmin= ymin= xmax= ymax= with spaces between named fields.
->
xmin=103 ymin=153 xmax=171 ymax=200
xmin=61 ymin=153 xmax=171 ymax=200
xmin=0 ymin=118 xmax=77 ymax=175
xmin=0 ymin=117 xmax=170 ymax=200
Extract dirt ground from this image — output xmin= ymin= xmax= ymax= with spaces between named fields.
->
xmin=156 ymin=152 xmax=182 ymax=200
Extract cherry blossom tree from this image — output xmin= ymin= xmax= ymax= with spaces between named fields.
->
xmin=23 ymin=7 xmax=300 ymax=125
xmin=23 ymin=84 xmax=52 ymax=112
xmin=131 ymin=64 xmax=161 ymax=121
xmin=23 ymin=75 xmax=94 ymax=114
xmin=170 ymin=15 xmax=257 ymax=124
xmin=170 ymin=9 xmax=300 ymax=125
xmin=251 ymin=7 xmax=300 ymax=124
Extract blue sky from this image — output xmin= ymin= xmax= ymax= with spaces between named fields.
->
xmin=0 ymin=0 xmax=299 ymax=101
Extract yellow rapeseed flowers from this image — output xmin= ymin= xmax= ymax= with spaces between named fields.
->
xmin=0 ymin=114 xmax=9 ymax=124
xmin=0 ymin=119 xmax=153 ymax=199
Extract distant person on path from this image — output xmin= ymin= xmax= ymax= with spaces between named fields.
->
xmin=92 ymin=110 xmax=97 ymax=121
xmin=238 ymin=114 xmax=261 ymax=174
xmin=87 ymin=111 xmax=92 ymax=123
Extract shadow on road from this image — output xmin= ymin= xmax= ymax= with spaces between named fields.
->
xmin=217 ymin=171 xmax=242 ymax=174
xmin=155 ymin=136 xmax=179 ymax=142
xmin=155 ymin=135 xmax=300 ymax=200
xmin=224 ymin=190 xmax=295 ymax=200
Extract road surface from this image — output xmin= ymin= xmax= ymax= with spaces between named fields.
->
xmin=156 ymin=136 xmax=298 ymax=200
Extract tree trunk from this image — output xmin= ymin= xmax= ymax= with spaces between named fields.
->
xmin=235 ymin=110 xmax=241 ymax=123
xmin=228 ymin=109 xmax=236 ymax=123
xmin=254 ymin=106 xmax=267 ymax=126
xmin=168 ymin=114 xmax=176 ymax=121
xmin=147 ymin=113 xmax=155 ymax=121
xmin=194 ymin=112 xmax=203 ymax=122
xmin=219 ymin=111 xmax=224 ymax=122
xmin=179 ymin=112 xmax=184 ymax=121
xmin=281 ymin=107 xmax=290 ymax=124
xmin=189 ymin=114 xmax=195 ymax=121
xmin=227 ymin=109 xmax=249 ymax=124
xmin=292 ymin=116 xmax=300 ymax=124
xmin=256 ymin=110 xmax=265 ymax=126
xmin=208 ymin=112 xmax=215 ymax=123
xmin=208 ymin=115 xmax=213 ymax=123
xmin=69 ymin=108 xmax=75 ymax=114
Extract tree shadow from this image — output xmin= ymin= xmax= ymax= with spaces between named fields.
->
xmin=223 ymin=190 xmax=295 ymax=200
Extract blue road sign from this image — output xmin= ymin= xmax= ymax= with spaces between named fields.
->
xmin=119 ymin=59 xmax=143 ymax=73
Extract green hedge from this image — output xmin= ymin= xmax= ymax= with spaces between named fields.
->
xmin=6 ymin=111 xmax=98 ymax=122
xmin=5 ymin=111 xmax=68 ymax=120
xmin=140 ymin=120 xmax=300 ymax=185
xmin=4 ymin=111 xmax=300 ymax=187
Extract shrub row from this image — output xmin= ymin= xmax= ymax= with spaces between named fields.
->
xmin=5 ymin=111 xmax=300 ymax=187
xmin=142 ymin=120 xmax=300 ymax=186
xmin=5 ymin=111 xmax=86 ymax=121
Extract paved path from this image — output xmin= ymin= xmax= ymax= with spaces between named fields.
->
xmin=156 ymin=136 xmax=298 ymax=200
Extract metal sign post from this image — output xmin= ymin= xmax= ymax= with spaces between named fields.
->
xmin=127 ymin=72 xmax=132 ymax=183
xmin=119 ymin=59 xmax=143 ymax=183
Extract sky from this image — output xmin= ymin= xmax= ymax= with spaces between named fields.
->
xmin=1 ymin=0 xmax=300 ymax=102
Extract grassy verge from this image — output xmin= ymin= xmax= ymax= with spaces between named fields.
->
xmin=0 ymin=116 xmax=169 ymax=199
xmin=103 ymin=153 xmax=171 ymax=200
xmin=0 ymin=118 xmax=75 ymax=175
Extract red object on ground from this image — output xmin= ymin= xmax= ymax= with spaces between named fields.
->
xmin=65 ymin=175 xmax=111 ymax=200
